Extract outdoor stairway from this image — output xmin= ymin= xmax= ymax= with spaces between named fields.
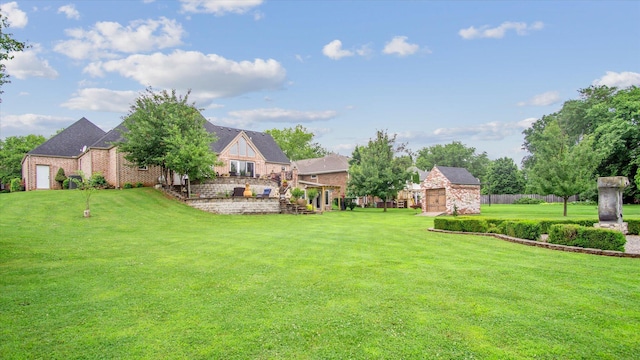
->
xmin=279 ymin=199 xmax=315 ymax=215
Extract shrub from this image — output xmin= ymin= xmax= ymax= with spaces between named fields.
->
xmin=538 ymin=219 xmax=598 ymax=234
xmin=291 ymin=188 xmax=304 ymax=200
xmin=513 ymin=197 xmax=545 ymax=204
xmin=548 ymin=224 xmax=626 ymax=251
xmin=123 ymin=182 xmax=133 ymax=189
xmin=135 ymin=182 xmax=144 ymax=188
xmin=501 ymin=220 xmax=541 ymax=240
xmin=306 ymin=204 xmax=313 ymax=211
xmin=55 ymin=168 xmax=67 ymax=186
xmin=89 ymin=173 xmax=108 ymax=188
xmin=62 ymin=178 xmax=70 ymax=189
xmin=627 ymin=219 xmax=640 ymax=235
xmin=9 ymin=178 xmax=23 ymax=192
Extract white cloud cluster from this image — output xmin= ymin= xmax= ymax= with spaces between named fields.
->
xmin=57 ymin=4 xmax=80 ymax=20
xmin=2 ymin=43 xmax=58 ymax=79
xmin=54 ymin=17 xmax=185 ymax=60
xmin=84 ymin=50 xmax=286 ymax=102
xmin=322 ymin=40 xmax=355 ymax=60
xmin=179 ymin=0 xmax=263 ymax=15
xmin=383 ymin=36 xmax=420 ymax=57
xmin=0 ymin=113 xmax=74 ymax=136
xmin=517 ymin=91 xmax=561 ymax=107
xmin=212 ymin=108 xmax=337 ymax=128
xmin=397 ymin=118 xmax=535 ymax=144
xmin=323 ymin=36 xmax=420 ymax=60
xmin=61 ymin=88 xmax=139 ymax=113
xmin=0 ymin=1 xmax=28 ymax=28
xmin=459 ymin=21 xmax=544 ymax=39
xmin=592 ymin=71 xmax=640 ymax=88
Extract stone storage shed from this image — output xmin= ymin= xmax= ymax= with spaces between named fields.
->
xmin=421 ymin=166 xmax=481 ymax=215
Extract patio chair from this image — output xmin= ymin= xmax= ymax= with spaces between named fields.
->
xmin=232 ymin=187 xmax=245 ymax=197
xmin=257 ymin=188 xmax=271 ymax=198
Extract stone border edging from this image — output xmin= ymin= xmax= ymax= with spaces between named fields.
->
xmin=428 ymin=228 xmax=640 ymax=259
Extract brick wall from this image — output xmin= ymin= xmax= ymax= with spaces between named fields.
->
xmin=116 ymin=152 xmax=163 ymax=188
xmin=22 ymin=155 xmax=78 ymax=190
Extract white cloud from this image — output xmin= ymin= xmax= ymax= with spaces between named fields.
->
xmin=2 ymin=44 xmax=58 ymax=79
xmin=0 ymin=113 xmax=74 ymax=136
xmin=592 ymin=71 xmax=640 ymax=88
xmin=397 ymin=118 xmax=535 ymax=143
xmin=0 ymin=1 xmax=28 ymax=28
xmin=179 ymin=0 xmax=263 ymax=15
xmin=57 ymin=4 xmax=80 ymax=19
xmin=61 ymin=88 xmax=139 ymax=112
xmin=383 ymin=36 xmax=419 ymax=57
xmin=517 ymin=91 xmax=561 ymax=107
xmin=459 ymin=21 xmax=544 ymax=39
xmin=54 ymin=17 xmax=185 ymax=60
xmin=211 ymin=108 xmax=337 ymax=128
xmin=88 ymin=50 xmax=287 ymax=100
xmin=322 ymin=40 xmax=354 ymax=60
xmin=227 ymin=108 xmax=337 ymax=123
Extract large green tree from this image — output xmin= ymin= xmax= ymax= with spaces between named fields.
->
xmin=348 ymin=130 xmax=411 ymax=211
xmin=118 ymin=88 xmax=218 ymax=188
xmin=415 ymin=141 xmax=490 ymax=181
xmin=0 ymin=13 xmax=27 ymax=101
xmin=484 ymin=157 xmax=525 ymax=195
xmin=265 ymin=125 xmax=327 ymax=161
xmin=523 ymin=85 xmax=639 ymax=201
xmin=527 ymin=120 xmax=601 ymax=216
xmin=0 ymin=134 xmax=46 ymax=184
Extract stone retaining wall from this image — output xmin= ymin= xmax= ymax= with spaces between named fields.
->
xmin=190 ymin=177 xmax=279 ymax=198
xmin=186 ymin=197 xmax=281 ymax=214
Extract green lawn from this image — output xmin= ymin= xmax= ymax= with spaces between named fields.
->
xmin=1 ymin=189 xmax=639 ymax=359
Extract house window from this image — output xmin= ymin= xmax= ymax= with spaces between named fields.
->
xmin=138 ymin=165 xmax=148 ymax=171
xmin=230 ymin=160 xmax=255 ymax=177
xmin=229 ymin=137 xmax=256 ymax=158
xmin=310 ymin=174 xmax=317 ymax=180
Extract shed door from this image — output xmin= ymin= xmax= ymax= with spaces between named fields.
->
xmin=426 ymin=188 xmax=446 ymax=212
xmin=36 ymin=165 xmax=50 ymax=189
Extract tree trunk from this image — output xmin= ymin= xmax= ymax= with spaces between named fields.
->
xmin=563 ymin=196 xmax=568 ymax=216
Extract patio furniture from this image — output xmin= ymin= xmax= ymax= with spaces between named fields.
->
xmin=257 ymin=188 xmax=271 ymax=198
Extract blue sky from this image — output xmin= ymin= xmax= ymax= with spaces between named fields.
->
xmin=1 ymin=0 xmax=639 ymax=166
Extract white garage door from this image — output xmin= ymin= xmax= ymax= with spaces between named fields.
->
xmin=36 ymin=165 xmax=50 ymax=189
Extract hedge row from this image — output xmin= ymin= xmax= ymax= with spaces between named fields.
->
xmin=433 ymin=217 xmax=631 ymax=250
xmin=548 ymin=224 xmax=626 ymax=252
xmin=628 ymin=219 xmax=640 ymax=235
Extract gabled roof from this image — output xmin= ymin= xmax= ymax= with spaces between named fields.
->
xmin=435 ymin=166 xmax=480 ymax=185
xmin=28 ymin=117 xmax=106 ymax=157
xmin=204 ymin=121 xmax=289 ymax=164
xmin=91 ymin=123 xmax=127 ymax=149
xmin=408 ymin=166 xmax=429 ymax=182
xmin=293 ymin=154 xmax=350 ymax=175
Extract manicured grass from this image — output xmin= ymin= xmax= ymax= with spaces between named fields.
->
xmin=1 ymin=189 xmax=639 ymax=359
xmin=479 ymin=202 xmax=640 ymax=220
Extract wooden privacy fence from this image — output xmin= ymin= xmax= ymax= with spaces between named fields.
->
xmin=481 ymin=194 xmax=578 ymax=205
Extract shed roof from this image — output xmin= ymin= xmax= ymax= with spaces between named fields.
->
xmin=293 ymin=154 xmax=350 ymax=175
xmin=435 ymin=166 xmax=480 ymax=185
xmin=28 ymin=117 xmax=106 ymax=157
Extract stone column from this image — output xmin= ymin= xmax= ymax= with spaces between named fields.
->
xmin=595 ymin=176 xmax=629 ymax=233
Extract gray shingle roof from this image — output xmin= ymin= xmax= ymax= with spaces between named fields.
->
xmin=28 ymin=117 xmax=106 ymax=157
xmin=204 ymin=121 xmax=290 ymax=164
xmin=91 ymin=123 xmax=127 ymax=148
xmin=293 ymin=154 xmax=350 ymax=175
xmin=435 ymin=166 xmax=480 ymax=185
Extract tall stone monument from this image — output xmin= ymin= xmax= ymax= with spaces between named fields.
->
xmin=594 ymin=176 xmax=629 ymax=234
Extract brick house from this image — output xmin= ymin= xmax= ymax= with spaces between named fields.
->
xmin=22 ymin=117 xmax=290 ymax=191
xmin=291 ymin=154 xmax=350 ymax=211
xmin=421 ymin=165 xmax=481 ymax=215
